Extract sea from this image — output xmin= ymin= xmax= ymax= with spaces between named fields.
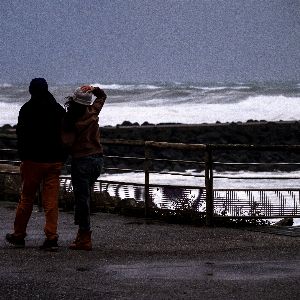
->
xmin=1 ymin=81 xmax=300 ymax=223
xmin=1 ymin=81 xmax=300 ymax=127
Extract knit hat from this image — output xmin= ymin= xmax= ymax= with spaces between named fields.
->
xmin=29 ymin=78 xmax=48 ymax=95
xmin=72 ymin=87 xmax=93 ymax=105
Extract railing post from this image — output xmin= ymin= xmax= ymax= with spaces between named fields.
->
xmin=144 ymin=142 xmax=151 ymax=218
xmin=205 ymin=147 xmax=214 ymax=226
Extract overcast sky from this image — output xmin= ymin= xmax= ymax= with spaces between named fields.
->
xmin=0 ymin=0 xmax=299 ymax=84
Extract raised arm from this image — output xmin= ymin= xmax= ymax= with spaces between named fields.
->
xmin=91 ymin=87 xmax=106 ymax=113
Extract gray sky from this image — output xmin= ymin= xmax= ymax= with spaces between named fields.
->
xmin=0 ymin=0 xmax=299 ymax=84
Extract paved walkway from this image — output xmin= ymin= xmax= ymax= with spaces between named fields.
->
xmin=0 ymin=201 xmax=299 ymax=299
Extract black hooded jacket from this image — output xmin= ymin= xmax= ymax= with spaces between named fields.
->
xmin=17 ymin=91 xmax=66 ymax=162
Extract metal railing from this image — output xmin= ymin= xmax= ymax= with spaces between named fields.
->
xmin=100 ymin=140 xmax=300 ymax=225
xmin=1 ymin=138 xmax=300 ymax=225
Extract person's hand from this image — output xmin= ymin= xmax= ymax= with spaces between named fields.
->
xmin=91 ymin=87 xmax=107 ymax=99
xmin=80 ymin=85 xmax=93 ymax=93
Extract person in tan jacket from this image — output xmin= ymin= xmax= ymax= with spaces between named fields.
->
xmin=62 ymin=85 xmax=106 ymax=250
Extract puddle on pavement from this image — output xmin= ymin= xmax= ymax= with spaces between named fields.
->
xmin=106 ymin=260 xmax=300 ymax=281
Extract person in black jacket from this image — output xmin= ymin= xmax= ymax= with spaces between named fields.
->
xmin=6 ymin=78 xmax=66 ymax=251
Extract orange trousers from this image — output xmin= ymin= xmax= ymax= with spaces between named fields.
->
xmin=14 ymin=161 xmax=62 ymax=240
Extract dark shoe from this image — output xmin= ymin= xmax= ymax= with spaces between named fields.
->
xmin=69 ymin=230 xmax=81 ymax=249
xmin=6 ymin=233 xmax=25 ymax=248
xmin=69 ymin=230 xmax=92 ymax=251
xmin=39 ymin=238 xmax=58 ymax=251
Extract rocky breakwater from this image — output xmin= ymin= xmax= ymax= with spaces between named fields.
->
xmin=0 ymin=125 xmax=17 ymax=161
xmin=1 ymin=121 xmax=300 ymax=171
xmin=101 ymin=121 xmax=300 ymax=172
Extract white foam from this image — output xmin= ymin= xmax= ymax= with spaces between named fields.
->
xmin=237 ymin=95 xmax=300 ymax=121
xmin=91 ymin=83 xmax=160 ymax=90
xmin=1 ymin=94 xmax=299 ymax=127
xmin=0 ymin=83 xmax=13 ymax=88
xmin=0 ymin=102 xmax=20 ymax=126
xmin=98 ymin=95 xmax=300 ymax=126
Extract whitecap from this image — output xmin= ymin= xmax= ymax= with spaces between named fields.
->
xmin=0 ymin=83 xmax=13 ymax=88
xmin=91 ymin=83 xmax=160 ymax=90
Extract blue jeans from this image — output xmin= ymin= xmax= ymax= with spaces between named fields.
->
xmin=71 ymin=154 xmax=103 ymax=231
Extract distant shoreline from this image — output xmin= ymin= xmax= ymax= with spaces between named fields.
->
xmin=112 ymin=119 xmax=300 ymax=128
xmin=0 ymin=119 xmax=299 ymax=139
xmin=1 ymin=119 xmax=299 ymax=132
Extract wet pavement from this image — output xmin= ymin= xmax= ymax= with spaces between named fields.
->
xmin=0 ymin=201 xmax=299 ymax=299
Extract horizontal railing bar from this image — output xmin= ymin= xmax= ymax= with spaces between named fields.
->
xmin=105 ymin=155 xmax=204 ymax=165
xmin=150 ymin=207 xmax=206 ymax=214
xmin=214 ymin=162 xmax=300 ymax=166
xmin=149 ymin=170 xmax=204 ymax=178
xmin=214 ymin=188 xmax=300 ymax=191
xmin=104 ymin=168 xmax=204 ymax=178
xmin=59 ymin=176 xmax=206 ymax=189
xmin=145 ymin=141 xmax=207 ymax=150
xmin=0 ymin=149 xmax=18 ymax=153
xmin=0 ymin=160 xmax=20 ymax=165
xmin=0 ymin=171 xmax=20 ymax=175
xmin=104 ymin=167 xmax=144 ymax=173
xmin=146 ymin=141 xmax=300 ymax=151
xmin=102 ymin=138 xmax=145 ymax=146
xmin=214 ymin=176 xmax=300 ymax=180
xmin=208 ymin=144 xmax=300 ymax=151
xmin=213 ymin=215 xmax=300 ymax=219
xmin=148 ymin=158 xmax=204 ymax=164
xmin=104 ymin=155 xmax=144 ymax=161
